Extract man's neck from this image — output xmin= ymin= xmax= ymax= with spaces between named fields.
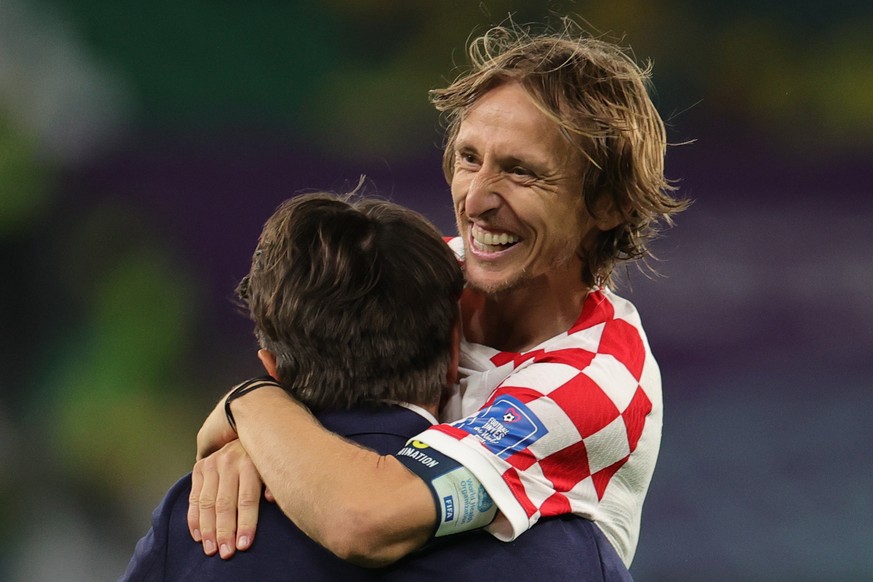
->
xmin=461 ymin=281 xmax=591 ymax=353
xmin=396 ymin=401 xmax=440 ymax=424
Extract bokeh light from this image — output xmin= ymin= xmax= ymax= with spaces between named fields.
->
xmin=2 ymin=1 xmax=871 ymax=579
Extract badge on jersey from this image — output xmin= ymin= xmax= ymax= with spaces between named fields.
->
xmin=395 ymin=440 xmax=496 ymax=537
xmin=452 ymin=395 xmax=548 ymax=459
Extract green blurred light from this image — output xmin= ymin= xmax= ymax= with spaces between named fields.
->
xmin=0 ymin=117 xmax=51 ymax=237
xmin=41 ymin=232 xmax=201 ymax=500
xmin=89 ymin=248 xmax=195 ymax=384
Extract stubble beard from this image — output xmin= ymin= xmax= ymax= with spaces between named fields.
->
xmin=463 ymin=262 xmax=529 ymax=298
xmin=462 ymin=237 xmax=583 ymax=299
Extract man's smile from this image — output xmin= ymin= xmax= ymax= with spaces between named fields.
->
xmin=469 ymin=224 xmax=520 ymax=254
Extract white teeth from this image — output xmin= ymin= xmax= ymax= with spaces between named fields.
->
xmin=472 ymin=226 xmax=519 ymax=248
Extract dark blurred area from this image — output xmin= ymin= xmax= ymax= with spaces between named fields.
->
xmin=1 ymin=1 xmax=871 ymax=579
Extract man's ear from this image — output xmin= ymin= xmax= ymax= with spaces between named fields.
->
xmin=591 ymin=191 xmax=625 ymax=232
xmin=257 ymin=349 xmax=280 ymax=381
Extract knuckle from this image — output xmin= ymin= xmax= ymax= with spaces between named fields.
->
xmin=214 ymin=496 xmax=237 ymax=515
xmin=198 ymin=494 xmax=216 ymax=511
xmin=215 ymin=452 xmax=232 ymax=469
xmin=238 ymin=491 xmax=261 ymax=509
xmin=197 ymin=458 xmax=216 ymax=474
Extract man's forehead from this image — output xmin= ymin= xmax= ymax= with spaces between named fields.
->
xmin=460 ymin=83 xmax=563 ymax=134
xmin=455 ymin=102 xmax=580 ymax=171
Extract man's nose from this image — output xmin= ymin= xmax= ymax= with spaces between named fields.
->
xmin=464 ymin=165 xmax=502 ymax=219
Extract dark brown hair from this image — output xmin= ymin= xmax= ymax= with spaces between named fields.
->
xmin=431 ymin=21 xmax=690 ymax=287
xmin=237 ymin=192 xmax=463 ymax=412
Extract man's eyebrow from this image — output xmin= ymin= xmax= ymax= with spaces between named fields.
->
xmin=502 ymin=155 xmax=527 ymax=167
xmin=499 ymin=153 xmax=550 ymax=174
xmin=453 ymin=138 xmax=477 ymax=152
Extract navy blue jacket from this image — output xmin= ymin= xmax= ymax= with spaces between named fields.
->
xmin=121 ymin=405 xmax=631 ymax=581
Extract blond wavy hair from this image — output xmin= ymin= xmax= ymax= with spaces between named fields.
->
xmin=431 ymin=21 xmax=690 ymax=287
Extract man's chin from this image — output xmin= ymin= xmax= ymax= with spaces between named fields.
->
xmin=464 ymin=270 xmax=523 ymax=297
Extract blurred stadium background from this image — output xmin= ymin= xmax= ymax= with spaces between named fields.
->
xmin=1 ymin=1 xmax=871 ymax=579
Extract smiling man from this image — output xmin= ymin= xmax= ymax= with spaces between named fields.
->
xmin=452 ymin=82 xmax=590 ymax=296
xmin=188 ymin=21 xmax=689 ymax=574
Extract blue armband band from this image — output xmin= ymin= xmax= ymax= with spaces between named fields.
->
xmin=395 ymin=439 xmax=497 ymax=537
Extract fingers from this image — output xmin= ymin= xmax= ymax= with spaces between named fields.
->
xmin=235 ymin=463 xmax=263 ymax=551
xmin=214 ymin=456 xmax=241 ymax=559
xmin=264 ymin=485 xmax=275 ymax=503
xmin=197 ymin=456 xmax=221 ymax=557
xmin=188 ymin=464 xmax=204 ymax=542
xmin=188 ymin=440 xmax=264 ymax=559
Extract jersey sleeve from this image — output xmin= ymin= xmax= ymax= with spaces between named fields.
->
xmin=409 ymin=345 xmax=660 ymax=554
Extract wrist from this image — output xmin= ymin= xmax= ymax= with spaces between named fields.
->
xmin=224 ymin=376 xmax=284 ymax=432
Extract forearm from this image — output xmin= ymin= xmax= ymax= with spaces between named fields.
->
xmin=230 ymin=386 xmax=435 ymax=566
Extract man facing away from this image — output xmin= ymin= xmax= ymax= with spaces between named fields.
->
xmin=121 ymin=192 xmax=630 ymax=581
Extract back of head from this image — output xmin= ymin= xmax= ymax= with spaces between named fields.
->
xmin=237 ymin=192 xmax=464 ymax=412
xmin=431 ymin=19 xmax=690 ymax=288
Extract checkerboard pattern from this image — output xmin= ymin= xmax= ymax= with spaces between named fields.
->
xmin=421 ymin=285 xmax=661 ymax=564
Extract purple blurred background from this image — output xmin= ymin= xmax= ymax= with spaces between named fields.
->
xmin=1 ymin=1 xmax=871 ymax=579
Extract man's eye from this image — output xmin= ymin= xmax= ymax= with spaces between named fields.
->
xmin=511 ymin=167 xmax=534 ymax=177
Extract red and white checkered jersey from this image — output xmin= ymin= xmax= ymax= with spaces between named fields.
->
xmin=412 ymin=238 xmax=663 ymax=566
